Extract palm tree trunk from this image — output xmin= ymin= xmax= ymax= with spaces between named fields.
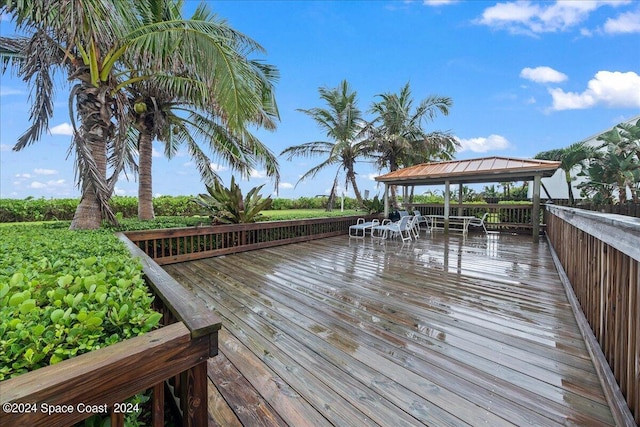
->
xmin=326 ymin=174 xmax=339 ymax=211
xmin=138 ymin=130 xmax=155 ymax=220
xmin=564 ymin=171 xmax=575 ymax=206
xmin=347 ymin=170 xmax=363 ymax=206
xmin=70 ymin=82 xmax=112 ymax=230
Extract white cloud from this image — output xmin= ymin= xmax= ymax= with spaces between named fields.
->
xmin=49 ymin=123 xmax=73 ymax=136
xmin=0 ymin=86 xmax=23 ymax=97
xmin=15 ymin=173 xmax=32 ymax=178
xmin=456 ymin=134 xmax=511 ymax=153
xmin=34 ymin=168 xmax=57 ymax=176
xmin=29 ymin=179 xmax=67 ymax=190
xmin=114 ymin=187 xmax=127 ymax=196
xmin=520 ymin=66 xmax=568 ymax=84
xmin=367 ymin=173 xmax=379 ymax=181
xmin=249 ymin=169 xmax=267 ymax=179
xmin=549 ymin=70 xmax=640 ymax=110
xmin=604 ymin=9 xmax=640 ymax=34
xmin=278 ymin=182 xmax=294 ymax=189
xmin=209 ymin=163 xmax=228 ymax=172
xmin=152 ymin=147 xmax=162 ymax=158
xmin=476 ymin=1 xmax=631 ymax=35
xmin=1 ymin=144 xmax=11 ymax=151
xmin=423 ymin=0 xmax=458 ymax=6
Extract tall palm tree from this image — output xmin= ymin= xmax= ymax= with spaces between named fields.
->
xmin=280 ymin=80 xmax=370 ymax=206
xmin=126 ymin=1 xmax=280 ymax=220
xmin=363 ymin=82 xmax=457 ymax=207
xmin=535 ymin=142 xmax=596 ymax=206
xmin=1 ymin=0 xmax=137 ymax=229
xmin=2 ymin=0 xmax=279 ymax=228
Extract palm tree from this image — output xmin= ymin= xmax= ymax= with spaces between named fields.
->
xmin=591 ymin=120 xmax=640 ymax=203
xmin=126 ymin=1 xmax=280 ymax=220
xmin=2 ymin=0 xmax=279 ymax=228
xmin=362 ymin=82 xmax=457 ymax=208
xmin=1 ymin=0 xmax=137 ymax=228
xmin=535 ymin=142 xmax=596 ymax=206
xmin=280 ymin=80 xmax=370 ymax=206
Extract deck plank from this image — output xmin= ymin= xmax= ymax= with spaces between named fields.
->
xmin=164 ymin=233 xmax=616 ymax=427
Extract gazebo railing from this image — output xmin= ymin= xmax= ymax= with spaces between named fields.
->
xmin=406 ymin=203 xmax=541 ymax=232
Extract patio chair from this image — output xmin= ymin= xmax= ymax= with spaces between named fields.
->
xmin=349 ymin=218 xmax=380 ymax=238
xmin=412 ymin=210 xmax=430 ymax=233
xmin=371 ymin=219 xmax=392 ymax=239
xmin=408 ymin=215 xmax=421 ymax=239
xmin=469 ymin=212 xmax=489 ymax=234
xmin=378 ymin=215 xmax=413 ymax=242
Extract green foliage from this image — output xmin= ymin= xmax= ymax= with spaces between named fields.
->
xmin=362 ymin=196 xmax=384 ymax=214
xmin=0 ymin=196 xmax=202 ymax=223
xmin=192 ymin=177 xmax=273 ymax=224
xmin=0 ymin=225 xmax=162 ymax=380
xmin=260 ymin=209 xmax=360 ymax=221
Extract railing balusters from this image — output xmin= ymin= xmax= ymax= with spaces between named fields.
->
xmin=124 ymin=215 xmax=379 ymax=265
xmin=546 ymin=205 xmax=639 ymax=425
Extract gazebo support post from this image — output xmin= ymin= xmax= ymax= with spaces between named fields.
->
xmin=383 ymin=184 xmax=389 ymax=218
xmin=532 ymin=175 xmax=541 ymax=243
xmin=458 ymin=183 xmax=464 ymax=216
xmin=444 ymin=180 xmax=450 ymax=233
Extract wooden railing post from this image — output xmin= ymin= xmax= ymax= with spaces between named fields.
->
xmin=181 ymin=360 xmax=208 ymax=427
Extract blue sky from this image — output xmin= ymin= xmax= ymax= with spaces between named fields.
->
xmin=1 ymin=0 xmax=639 ymax=200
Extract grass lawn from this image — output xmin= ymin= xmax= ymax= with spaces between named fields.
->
xmin=260 ymin=209 xmax=363 ymax=221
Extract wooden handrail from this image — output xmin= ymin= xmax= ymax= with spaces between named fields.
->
xmin=124 ymin=215 xmax=378 ymax=265
xmin=1 ymin=234 xmax=222 ymax=427
xmin=117 ymin=233 xmax=222 ymax=344
xmin=0 ymin=323 xmax=207 ymax=427
xmin=545 ymin=205 xmax=639 ymax=425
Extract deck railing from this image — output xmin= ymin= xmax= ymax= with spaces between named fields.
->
xmin=545 ymin=205 xmax=639 ymax=424
xmin=124 ymin=214 xmax=377 ymax=265
xmin=0 ymin=234 xmax=221 ymax=427
xmin=406 ymin=203 xmax=539 ymax=232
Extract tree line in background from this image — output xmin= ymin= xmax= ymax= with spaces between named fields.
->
xmin=535 ymin=117 xmax=640 ymax=206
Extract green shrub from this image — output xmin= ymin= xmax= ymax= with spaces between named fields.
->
xmin=192 ymin=177 xmax=272 ymax=224
xmin=0 ymin=225 xmax=162 ymax=380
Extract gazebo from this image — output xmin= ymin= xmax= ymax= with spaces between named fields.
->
xmin=374 ymin=156 xmax=561 ymax=242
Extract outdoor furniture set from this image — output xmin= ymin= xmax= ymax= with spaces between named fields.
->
xmin=349 ymin=210 xmax=488 ymax=242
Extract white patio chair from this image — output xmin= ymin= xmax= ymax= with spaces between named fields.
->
xmin=412 ymin=210 xmax=430 ymax=233
xmin=408 ymin=215 xmax=421 ymax=239
xmin=469 ymin=212 xmax=489 ymax=234
xmin=349 ymin=218 xmax=379 ymax=238
xmin=382 ymin=215 xmax=413 ymax=242
xmin=371 ymin=219 xmax=392 ymax=239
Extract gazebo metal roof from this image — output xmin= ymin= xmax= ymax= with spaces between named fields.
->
xmin=375 ymin=156 xmax=561 ymax=186
xmin=374 ymin=156 xmax=561 ymax=242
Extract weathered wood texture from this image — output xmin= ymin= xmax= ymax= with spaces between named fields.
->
xmin=117 ymin=232 xmax=222 ymax=343
xmin=0 ymin=323 xmax=208 ymax=427
xmin=546 ymin=205 xmax=640 ymax=425
xmin=407 ymin=203 xmax=542 ymax=232
xmin=164 ymin=233 xmax=620 ymax=426
xmin=124 ymin=215 xmax=378 ymax=265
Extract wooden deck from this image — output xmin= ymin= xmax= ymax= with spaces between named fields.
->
xmin=163 ymin=232 xmax=616 ymax=427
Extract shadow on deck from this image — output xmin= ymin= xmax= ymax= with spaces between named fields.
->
xmin=163 ymin=232 xmax=615 ymax=427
